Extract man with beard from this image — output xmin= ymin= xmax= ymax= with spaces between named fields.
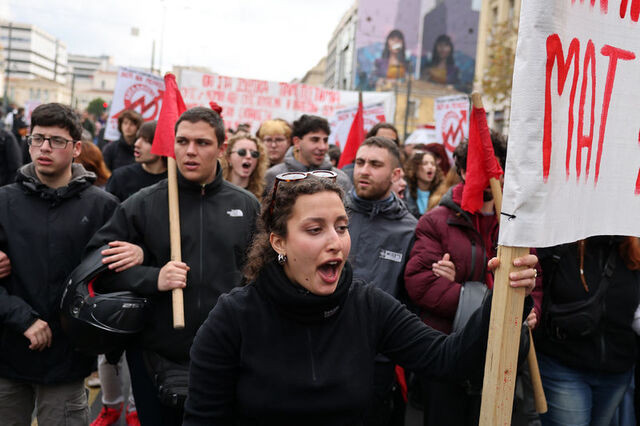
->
xmin=346 ymin=136 xmax=418 ymax=426
xmin=102 ymin=109 xmax=143 ymax=171
xmin=264 ymin=114 xmax=351 ymax=193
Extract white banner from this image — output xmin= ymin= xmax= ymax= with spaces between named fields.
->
xmin=328 ymin=102 xmax=387 ymax=149
xmin=178 ymin=70 xmax=395 ymax=135
xmin=499 ymin=0 xmax=640 ymax=248
xmin=435 ymin=95 xmax=469 ymax=162
xmin=104 ymin=67 xmax=165 ymax=141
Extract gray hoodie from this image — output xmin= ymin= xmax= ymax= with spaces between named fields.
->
xmin=264 ymin=146 xmax=352 ymax=195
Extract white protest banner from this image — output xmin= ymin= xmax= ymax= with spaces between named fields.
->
xmin=405 ymin=125 xmax=438 ymax=145
xmin=435 ymin=95 xmax=469 ymax=162
xmin=328 ymin=102 xmax=387 ymax=149
xmin=499 ymin=0 xmax=640 ymax=248
xmin=178 ymin=70 xmax=394 ymax=134
xmin=105 ymin=67 xmax=165 ymax=141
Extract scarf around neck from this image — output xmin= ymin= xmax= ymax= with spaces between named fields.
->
xmin=256 ymin=260 xmax=353 ymax=323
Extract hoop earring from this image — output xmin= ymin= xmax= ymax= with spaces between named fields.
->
xmin=277 ymin=253 xmax=287 ymax=265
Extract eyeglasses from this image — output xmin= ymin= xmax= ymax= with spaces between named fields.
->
xmin=262 ymin=136 xmax=288 ymax=145
xmin=232 ymin=148 xmax=260 ymax=158
xmin=28 ymin=134 xmax=74 ymax=149
xmin=268 ymin=170 xmax=338 ymax=217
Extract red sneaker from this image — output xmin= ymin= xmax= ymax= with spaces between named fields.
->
xmin=91 ymin=403 xmax=122 ymax=426
xmin=125 ymin=406 xmax=140 ymax=426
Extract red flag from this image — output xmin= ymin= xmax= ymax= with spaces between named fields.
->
xmin=337 ymin=95 xmax=365 ymax=169
xmin=151 ymin=73 xmax=187 ymax=158
xmin=461 ymin=107 xmax=504 ymax=213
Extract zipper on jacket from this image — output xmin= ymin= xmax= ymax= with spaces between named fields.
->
xmin=306 ymin=329 xmax=317 ymax=382
xmin=197 ymin=187 xmax=205 ymax=311
xmin=469 ymin=240 xmax=476 ymax=281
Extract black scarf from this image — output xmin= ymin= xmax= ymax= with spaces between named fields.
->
xmin=256 ymin=260 xmax=352 ymax=324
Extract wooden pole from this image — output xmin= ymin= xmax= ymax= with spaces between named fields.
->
xmin=167 ymin=157 xmax=185 ymax=329
xmin=470 ymin=93 xmax=547 ymax=423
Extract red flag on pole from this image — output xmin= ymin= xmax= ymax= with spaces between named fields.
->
xmin=337 ymin=92 xmax=365 ymax=169
xmin=151 ymin=73 xmax=187 ymax=159
xmin=461 ymin=106 xmax=504 ymax=213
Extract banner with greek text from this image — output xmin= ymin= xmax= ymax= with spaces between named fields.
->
xmin=178 ymin=70 xmax=395 ymax=137
xmin=499 ymin=0 xmax=640 ymax=247
xmin=105 ymin=67 xmax=165 ymax=141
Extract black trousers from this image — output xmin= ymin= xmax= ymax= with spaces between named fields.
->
xmin=126 ymin=349 xmax=183 ymax=426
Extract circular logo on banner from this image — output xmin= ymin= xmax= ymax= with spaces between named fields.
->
xmin=123 ymin=84 xmax=162 ymax=120
xmin=441 ymin=110 xmax=467 ymax=154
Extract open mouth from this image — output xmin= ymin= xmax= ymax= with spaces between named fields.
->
xmin=317 ymin=260 xmax=342 ymax=283
xmin=134 ymin=150 xmax=141 ymax=157
xmin=184 ymin=161 xmax=199 ymax=170
xmin=241 ymin=162 xmax=252 ymax=170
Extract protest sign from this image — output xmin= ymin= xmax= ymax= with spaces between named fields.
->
xmin=435 ymin=94 xmax=469 ymax=162
xmin=328 ymin=102 xmax=387 ymax=148
xmin=105 ymin=67 xmax=165 ymax=141
xmin=499 ymin=0 xmax=640 ymax=248
xmin=178 ymin=70 xmax=394 ymax=136
xmin=404 ymin=125 xmax=438 ymax=145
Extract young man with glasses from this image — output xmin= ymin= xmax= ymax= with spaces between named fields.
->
xmin=85 ymin=106 xmax=260 ymax=425
xmin=0 ymin=103 xmax=119 ymax=425
xmin=264 ymin=114 xmax=352 ymax=194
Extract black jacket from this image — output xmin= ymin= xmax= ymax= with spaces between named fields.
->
xmin=0 ymin=129 xmax=22 ymax=187
xmin=86 ymin=164 xmax=260 ymax=362
xmin=106 ymin=163 xmax=167 ymax=201
xmin=0 ymin=164 xmax=118 ymax=384
xmin=102 ymin=136 xmax=135 ymax=171
xmin=184 ymin=261 xmax=495 ymax=425
xmin=535 ymin=236 xmax=640 ymax=373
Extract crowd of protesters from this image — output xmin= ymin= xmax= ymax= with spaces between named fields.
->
xmin=0 ymin=101 xmax=637 ymax=426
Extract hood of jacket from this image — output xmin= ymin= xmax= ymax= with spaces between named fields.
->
xmin=283 ymin=146 xmax=333 ymax=172
xmin=346 ymin=189 xmax=411 ymax=220
xmin=17 ymin=163 xmax=96 ymax=202
xmin=439 ymin=182 xmax=473 ymax=223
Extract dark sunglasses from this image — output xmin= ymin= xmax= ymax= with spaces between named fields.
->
xmin=268 ymin=170 xmax=338 ymax=217
xmin=232 ymin=148 xmax=260 ymax=158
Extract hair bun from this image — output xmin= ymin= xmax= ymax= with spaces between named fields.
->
xmin=209 ymin=102 xmax=223 ymax=116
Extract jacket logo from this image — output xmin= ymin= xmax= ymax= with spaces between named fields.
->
xmin=81 ymin=216 xmax=90 ymax=224
xmin=226 ymin=209 xmax=244 ymax=217
xmin=379 ymin=249 xmax=402 ymax=263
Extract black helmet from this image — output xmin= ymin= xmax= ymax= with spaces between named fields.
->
xmin=60 ymin=245 xmax=148 ymax=355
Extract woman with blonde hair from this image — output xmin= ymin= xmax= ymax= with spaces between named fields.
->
xmin=221 ymin=133 xmax=267 ymax=200
xmin=257 ymin=119 xmax=292 ymax=167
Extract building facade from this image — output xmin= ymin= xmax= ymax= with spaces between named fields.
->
xmin=474 ymin=0 xmax=521 ymax=134
xmin=324 ymin=3 xmax=358 ymax=90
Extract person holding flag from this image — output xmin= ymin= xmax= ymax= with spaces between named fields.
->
xmin=404 ymin=108 xmax=543 ymax=425
xmin=85 ymin=74 xmax=260 ymax=425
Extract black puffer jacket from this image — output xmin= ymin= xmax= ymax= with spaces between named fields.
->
xmin=0 ymin=164 xmax=118 ymax=384
xmin=85 ymin=164 xmax=260 ymax=362
xmin=535 ymin=236 xmax=640 ymax=374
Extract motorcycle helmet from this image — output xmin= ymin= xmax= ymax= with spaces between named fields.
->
xmin=60 ymin=245 xmax=148 ymax=355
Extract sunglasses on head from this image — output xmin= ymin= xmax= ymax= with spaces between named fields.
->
xmin=232 ymin=148 xmax=260 ymax=158
xmin=268 ymin=170 xmax=338 ymax=217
